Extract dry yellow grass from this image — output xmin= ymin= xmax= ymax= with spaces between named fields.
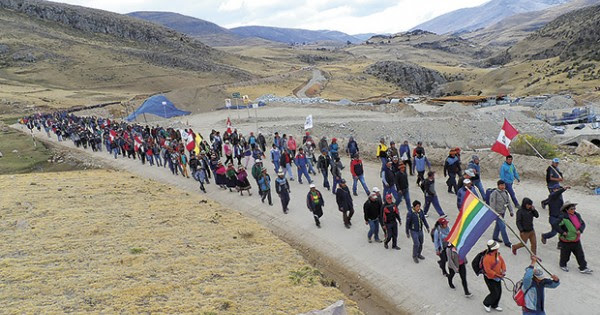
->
xmin=0 ymin=170 xmax=360 ymax=314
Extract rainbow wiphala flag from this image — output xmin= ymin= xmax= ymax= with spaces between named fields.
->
xmin=445 ymin=190 xmax=498 ymax=260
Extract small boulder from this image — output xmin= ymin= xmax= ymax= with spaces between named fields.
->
xmin=299 ymin=300 xmax=346 ymax=315
xmin=0 ymin=151 xmax=3 ymax=157
xmin=575 ymin=139 xmax=600 ymax=157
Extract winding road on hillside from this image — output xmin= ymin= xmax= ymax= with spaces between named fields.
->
xmin=296 ymin=68 xmax=327 ymax=98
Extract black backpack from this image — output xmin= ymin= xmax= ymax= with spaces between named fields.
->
xmin=471 ymin=249 xmax=488 ymax=276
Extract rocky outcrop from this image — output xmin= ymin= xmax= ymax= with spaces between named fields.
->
xmin=575 ymin=139 xmax=600 ymax=157
xmin=299 ymin=300 xmax=346 ymax=315
xmin=364 ymin=61 xmax=447 ymax=95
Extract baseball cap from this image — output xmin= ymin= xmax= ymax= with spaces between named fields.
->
xmin=552 ymin=158 xmax=560 ymax=163
xmin=534 ymin=268 xmax=544 ymax=279
xmin=309 ymin=183 xmax=316 ymax=188
xmin=372 ymin=187 xmax=380 ymax=193
xmin=463 ymin=179 xmax=471 ymax=184
xmin=340 ymin=178 xmax=346 ymax=184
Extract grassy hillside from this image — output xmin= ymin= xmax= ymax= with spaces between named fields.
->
xmin=0 ymin=169 xmax=361 ymax=314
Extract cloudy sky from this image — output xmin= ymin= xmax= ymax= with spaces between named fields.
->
xmin=55 ymin=0 xmax=490 ymax=34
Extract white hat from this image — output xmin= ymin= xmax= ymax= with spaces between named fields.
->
xmin=372 ymin=187 xmax=380 ymax=193
xmin=277 ymin=171 xmax=284 ymax=176
xmin=255 ymin=159 xmax=262 ymax=163
xmin=309 ymin=183 xmax=316 ymax=188
xmin=487 ymin=240 xmax=500 ymax=251
xmin=463 ymin=179 xmax=471 ymax=184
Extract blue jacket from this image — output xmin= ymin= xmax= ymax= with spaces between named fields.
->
xmin=500 ymin=161 xmax=520 ymax=184
xmin=399 ymin=144 xmax=410 ymax=160
xmin=329 ymin=143 xmax=339 ymax=155
xmin=258 ymin=174 xmax=271 ymax=192
xmin=433 ymin=226 xmax=450 ymax=252
xmin=406 ymin=210 xmax=429 ymax=233
xmin=522 ymin=266 xmax=560 ymax=312
xmin=467 ymin=161 xmax=481 ymax=181
xmin=270 ymin=148 xmax=281 ymax=163
xmin=413 ymin=156 xmax=431 ymax=172
xmin=347 ymin=138 xmax=359 ymax=155
xmin=294 ymin=153 xmax=308 ymax=168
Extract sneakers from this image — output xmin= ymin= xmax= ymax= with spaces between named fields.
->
xmin=413 ymin=257 xmax=419 ymax=263
xmin=541 ymin=234 xmax=547 ymax=245
xmin=580 ymin=268 xmax=594 ymax=274
xmin=417 ymin=254 xmax=425 ymax=260
xmin=392 ymin=246 xmax=401 ymax=250
xmin=560 ymin=266 xmax=569 ymax=272
xmin=368 ymin=237 xmax=373 ymax=243
xmin=511 ymin=245 xmax=517 ymax=255
xmin=484 ymin=305 xmax=491 ymax=313
xmin=494 ymin=307 xmax=503 ymax=312
xmin=384 ymin=243 xmax=389 ymax=249
xmin=465 ymin=292 xmax=473 ymax=298
xmin=424 ymin=214 xmax=429 ymax=218
xmin=449 ymin=283 xmax=456 ymax=289
xmin=493 ymin=238 xmax=503 ymax=244
xmin=353 ymin=192 xmax=358 ymax=196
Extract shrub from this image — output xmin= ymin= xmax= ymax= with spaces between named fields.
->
xmin=511 ymin=134 xmax=558 ymax=158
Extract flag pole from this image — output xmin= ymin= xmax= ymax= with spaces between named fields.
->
xmin=468 ymin=190 xmax=553 ymax=275
xmin=521 ymin=135 xmax=563 ymax=180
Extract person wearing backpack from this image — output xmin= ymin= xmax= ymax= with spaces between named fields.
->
xmin=446 ymin=243 xmax=473 ymax=298
xmin=482 ymin=240 xmax=506 ymax=313
xmin=490 ymin=180 xmax=514 ymax=248
xmin=518 ymin=255 xmax=560 ymax=315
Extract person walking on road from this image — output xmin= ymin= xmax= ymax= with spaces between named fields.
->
xmin=294 ymin=148 xmax=313 ymax=184
xmin=500 ymin=155 xmax=521 ymax=207
xmin=482 ymin=240 xmax=506 ymax=313
xmin=512 ymin=198 xmax=539 ymax=255
xmin=317 ymin=149 xmax=331 ymax=190
xmin=490 ymin=180 xmax=514 ymax=248
xmin=406 ymin=200 xmax=429 ymax=263
xmin=280 ymin=149 xmax=294 ymax=181
xmin=275 ymin=171 xmax=291 ymax=214
xmin=350 ymin=154 xmax=370 ymax=196
xmin=541 ymin=185 xmax=570 ymax=248
xmin=521 ymin=256 xmax=560 ymax=315
xmin=306 ymin=183 xmax=324 ymax=228
xmin=270 ymin=144 xmax=281 ymax=173
xmin=468 ymin=155 xmax=485 ymax=197
xmin=432 ymin=217 xmax=450 ymax=275
xmin=336 ymin=179 xmax=354 ymax=228
xmin=382 ymin=194 xmax=401 ymax=250
xmin=457 ymin=179 xmax=478 ymax=210
xmin=364 ymin=192 xmax=383 ymax=243
xmin=446 ymin=243 xmax=472 ymax=298
xmin=546 ymin=158 xmax=563 ymax=192
xmin=346 ymin=136 xmax=359 ymax=158
xmin=395 ymin=163 xmax=411 ymax=212
xmin=331 ymin=157 xmax=344 ymax=194
xmin=413 ymin=151 xmax=431 ymax=187
xmin=444 ymin=149 xmax=461 ymax=194
xmin=400 ymin=140 xmax=413 ymax=176
xmin=553 ymin=202 xmax=593 ymax=274
xmin=258 ymin=168 xmax=273 ymax=206
xmin=382 ymin=161 xmax=399 ymax=206
xmin=422 ymin=171 xmax=446 ymax=217
xmin=377 ymin=138 xmax=388 ymax=168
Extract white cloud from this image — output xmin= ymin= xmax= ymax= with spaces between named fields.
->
xmin=54 ymin=0 xmax=491 ymax=34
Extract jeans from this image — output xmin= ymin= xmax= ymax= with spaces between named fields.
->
xmin=483 ymin=277 xmax=502 ymax=308
xmin=332 ymin=177 xmax=342 ymax=193
xmin=410 ymin=230 xmax=424 ymax=258
xmin=273 ymin=161 xmax=280 ymax=173
xmin=307 ymin=159 xmax=316 ymax=174
xmin=353 ymin=175 xmax=369 ymax=195
xmin=424 ymin=195 xmax=445 ymax=216
xmin=284 ymin=163 xmax=294 ymax=180
xmin=383 ymin=185 xmax=399 ymax=206
xmin=473 ymin=180 xmax=486 ymax=198
xmin=147 ymin=155 xmax=154 ymax=166
xmin=523 ymin=311 xmax=545 ymax=315
xmin=112 ymin=148 xmax=119 ymax=159
xmin=155 ymin=155 xmax=162 ymax=167
xmin=320 ymin=168 xmax=330 ymax=189
xmin=367 ymin=219 xmax=381 ymax=241
xmin=297 ymin=166 xmax=312 ymax=183
xmin=380 ymin=157 xmax=387 ymax=169
xmin=505 ymin=182 xmax=520 ymax=207
xmin=279 ymin=191 xmax=290 ymax=211
xmin=492 ymin=214 xmax=511 ymax=246
xmin=542 ymin=216 xmax=560 ymax=240
xmin=398 ymin=189 xmax=411 ymax=213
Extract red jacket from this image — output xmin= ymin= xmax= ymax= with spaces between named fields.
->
xmin=350 ymin=159 xmax=364 ymax=177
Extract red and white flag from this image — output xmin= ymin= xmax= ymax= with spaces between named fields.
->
xmin=185 ymin=129 xmax=196 ymax=152
xmin=226 ymin=117 xmax=232 ymax=133
xmin=134 ymin=135 xmax=143 ymax=152
xmin=491 ymin=119 xmax=519 ymax=156
xmin=109 ymin=130 xmax=117 ymax=143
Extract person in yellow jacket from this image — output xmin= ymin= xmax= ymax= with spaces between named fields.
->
xmin=377 ymin=138 xmax=388 ymax=169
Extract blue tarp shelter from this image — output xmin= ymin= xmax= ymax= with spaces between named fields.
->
xmin=126 ymin=95 xmax=191 ymax=122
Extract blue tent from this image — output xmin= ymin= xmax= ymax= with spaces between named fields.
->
xmin=126 ymin=95 xmax=191 ymax=122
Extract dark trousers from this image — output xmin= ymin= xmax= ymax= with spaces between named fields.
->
xmin=320 ymin=168 xmax=330 ymax=189
xmin=261 ymin=189 xmax=272 ymax=205
xmin=279 ymin=191 xmax=290 ymax=211
xmin=416 ymin=171 xmax=425 ymax=186
xmin=342 ymin=209 xmax=354 ymax=225
xmin=224 ymin=155 xmax=234 ymax=165
xmin=560 ymin=241 xmax=588 ymax=270
xmin=446 ymin=172 xmax=457 ymax=194
xmin=312 ymin=205 xmax=323 ymax=225
xmin=385 ymin=223 xmax=398 ymax=247
xmin=483 ymin=277 xmax=502 ymax=308
xmin=448 ymin=264 xmax=469 ymax=295
xmin=404 ymin=159 xmax=413 ymax=175
xmin=438 ymin=250 xmax=448 ymax=275
xmin=542 ymin=216 xmax=561 ymax=240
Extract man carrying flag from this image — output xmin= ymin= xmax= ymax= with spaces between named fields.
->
xmin=493 ymin=119 xmax=521 ymax=208
xmin=491 ymin=119 xmax=519 ymax=157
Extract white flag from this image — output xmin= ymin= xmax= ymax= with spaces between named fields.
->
xmin=304 ymin=115 xmax=313 ymax=130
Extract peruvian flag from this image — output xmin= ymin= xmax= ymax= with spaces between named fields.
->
xmin=491 ymin=119 xmax=519 ymax=156
xmin=109 ymin=130 xmax=117 ymax=143
xmin=134 ymin=135 xmax=143 ymax=152
xmin=185 ymin=129 xmax=196 ymax=152
xmin=226 ymin=117 xmax=232 ymax=133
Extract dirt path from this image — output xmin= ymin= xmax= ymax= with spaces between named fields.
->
xmin=296 ymin=68 xmax=327 ymax=98
xmin=16 ymin=122 xmax=600 ymax=315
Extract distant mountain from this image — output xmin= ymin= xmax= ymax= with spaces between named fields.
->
xmin=352 ymin=33 xmax=389 ymax=41
xmin=412 ymin=0 xmax=570 ymax=35
xmin=230 ymin=26 xmax=361 ymax=44
xmin=463 ymin=0 xmax=600 ymax=47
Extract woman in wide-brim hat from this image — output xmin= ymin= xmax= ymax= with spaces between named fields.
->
xmin=554 ymin=201 xmax=593 ymax=274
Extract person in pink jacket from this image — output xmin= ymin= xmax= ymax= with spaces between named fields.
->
xmin=288 ymin=136 xmax=297 ymax=157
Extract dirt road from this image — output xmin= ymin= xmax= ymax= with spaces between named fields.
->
xmin=16 ymin=111 xmax=600 ymax=314
xmin=296 ymin=69 xmax=327 ymax=98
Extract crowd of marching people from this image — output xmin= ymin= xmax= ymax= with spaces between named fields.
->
xmin=22 ymin=111 xmax=594 ymax=314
